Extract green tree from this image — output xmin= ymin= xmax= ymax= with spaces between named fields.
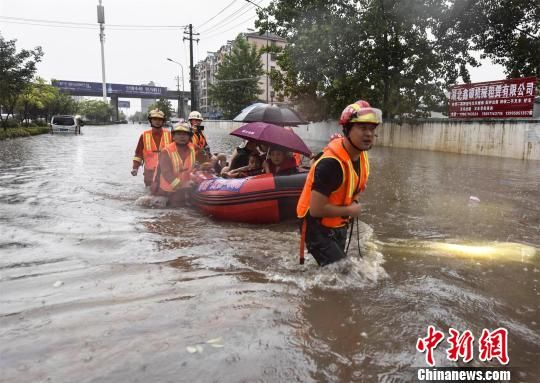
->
xmin=438 ymin=0 xmax=539 ymax=78
xmin=261 ymin=0 xmax=480 ymax=120
xmin=209 ymin=35 xmax=264 ymax=119
xmin=16 ymin=77 xmax=57 ymax=125
xmin=77 ymin=99 xmax=113 ymax=123
xmin=148 ymin=97 xmax=173 ymax=120
xmin=46 ymin=91 xmax=78 ymax=120
xmin=0 ymin=35 xmax=43 ymax=128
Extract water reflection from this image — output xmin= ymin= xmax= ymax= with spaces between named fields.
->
xmin=0 ymin=124 xmax=538 ymax=382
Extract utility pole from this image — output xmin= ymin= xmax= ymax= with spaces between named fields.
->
xmin=183 ymin=24 xmax=199 ymax=111
xmin=97 ymin=0 xmax=107 ymax=103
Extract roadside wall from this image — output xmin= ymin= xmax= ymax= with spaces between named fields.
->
xmin=205 ymin=119 xmax=540 ymax=161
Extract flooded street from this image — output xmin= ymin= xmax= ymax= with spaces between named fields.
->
xmin=1 ymin=123 xmax=538 ymax=383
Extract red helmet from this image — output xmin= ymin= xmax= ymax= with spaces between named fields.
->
xmin=339 ymin=100 xmax=381 ymax=126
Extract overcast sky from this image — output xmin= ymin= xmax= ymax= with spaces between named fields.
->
xmin=0 ymin=0 xmax=505 ymax=114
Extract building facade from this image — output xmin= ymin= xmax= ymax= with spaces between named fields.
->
xmin=194 ymin=32 xmax=287 ymax=118
xmin=244 ymin=31 xmax=287 ymax=104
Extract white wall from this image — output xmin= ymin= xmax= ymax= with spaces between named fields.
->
xmin=205 ymin=119 xmax=540 ymax=161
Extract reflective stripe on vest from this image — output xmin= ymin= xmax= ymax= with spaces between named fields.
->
xmin=296 ymin=138 xmax=369 ymax=228
xmin=159 ymin=142 xmax=196 ymax=192
xmin=191 ymin=131 xmax=207 ymax=150
xmin=142 ymin=129 xmax=172 ymax=170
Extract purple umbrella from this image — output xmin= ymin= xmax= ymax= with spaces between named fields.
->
xmin=230 ymin=122 xmax=312 ymax=156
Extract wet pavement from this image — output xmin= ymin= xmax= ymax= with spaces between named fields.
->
xmin=0 ymin=123 xmax=538 ymax=382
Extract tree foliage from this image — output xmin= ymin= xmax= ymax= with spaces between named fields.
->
xmin=439 ymin=0 xmax=539 ymax=78
xmin=261 ymin=0 xmax=535 ymax=121
xmin=0 ymin=35 xmax=43 ymax=128
xmin=148 ymin=97 xmax=174 ymax=120
xmin=209 ymin=35 xmax=264 ymax=119
xmin=77 ymin=99 xmax=113 ymax=123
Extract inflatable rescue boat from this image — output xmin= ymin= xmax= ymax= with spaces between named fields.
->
xmin=190 ymin=172 xmax=308 ymax=224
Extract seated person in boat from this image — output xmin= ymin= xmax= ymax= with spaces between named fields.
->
xmin=151 ymin=122 xmax=196 ymax=207
xmin=211 ymin=153 xmax=228 ymax=175
xmin=227 ymin=140 xmax=260 ymax=171
xmin=283 ymin=127 xmax=304 ymax=167
xmin=222 ymin=152 xmax=262 ymax=178
xmin=263 ymin=147 xmax=298 ymax=176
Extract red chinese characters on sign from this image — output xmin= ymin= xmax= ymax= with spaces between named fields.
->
xmin=446 ymin=328 xmax=474 ymax=363
xmin=417 ymin=326 xmax=445 ymax=366
xmin=479 ymin=328 xmax=509 ymax=365
xmin=416 ymin=327 xmax=509 ymax=366
xmin=449 ymin=77 xmax=537 ymax=118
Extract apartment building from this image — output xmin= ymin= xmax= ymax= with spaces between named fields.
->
xmin=194 ymin=32 xmax=287 ymax=118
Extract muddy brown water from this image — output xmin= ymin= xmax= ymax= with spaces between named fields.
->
xmin=0 ymin=123 xmax=538 ymax=383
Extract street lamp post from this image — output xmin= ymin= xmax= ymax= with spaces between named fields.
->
xmin=244 ymin=0 xmax=269 ymax=104
xmin=167 ymin=58 xmax=185 ymax=118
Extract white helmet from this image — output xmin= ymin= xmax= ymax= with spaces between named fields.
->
xmin=188 ymin=111 xmax=203 ymax=121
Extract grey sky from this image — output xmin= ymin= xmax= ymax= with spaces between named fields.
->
xmin=0 ymin=0 xmax=505 ymax=114
xmin=0 ymin=0 xmax=271 ymax=88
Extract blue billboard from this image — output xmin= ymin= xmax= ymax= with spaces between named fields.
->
xmin=52 ymin=80 xmax=166 ymax=97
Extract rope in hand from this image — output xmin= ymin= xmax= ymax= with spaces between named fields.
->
xmin=345 ymin=217 xmax=363 ymax=258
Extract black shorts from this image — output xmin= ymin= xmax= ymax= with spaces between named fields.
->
xmin=304 ymin=215 xmax=348 ymax=266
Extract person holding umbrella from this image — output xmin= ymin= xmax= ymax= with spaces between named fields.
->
xmin=296 ymin=100 xmax=380 ymax=266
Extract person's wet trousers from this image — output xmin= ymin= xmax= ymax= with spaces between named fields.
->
xmin=304 ymin=215 xmax=348 ymax=266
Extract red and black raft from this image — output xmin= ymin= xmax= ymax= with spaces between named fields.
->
xmin=190 ymin=172 xmax=308 ymax=224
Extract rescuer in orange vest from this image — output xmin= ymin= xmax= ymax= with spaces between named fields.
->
xmin=188 ymin=111 xmax=211 ymax=163
xmin=296 ymin=100 xmax=381 ymax=266
xmin=152 ymin=122 xmax=196 ymax=207
xmin=131 ymin=109 xmax=172 ymax=186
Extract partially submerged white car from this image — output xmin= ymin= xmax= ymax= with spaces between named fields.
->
xmin=50 ymin=115 xmax=83 ymax=134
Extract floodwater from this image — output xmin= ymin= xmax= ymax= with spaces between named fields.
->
xmin=0 ymin=123 xmax=538 ymax=383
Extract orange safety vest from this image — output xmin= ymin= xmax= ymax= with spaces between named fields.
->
xmin=158 ymin=142 xmax=196 ymax=192
xmin=140 ymin=129 xmax=172 ymax=170
xmin=296 ymin=137 xmax=370 ymax=228
xmin=191 ymin=130 xmax=208 ymax=152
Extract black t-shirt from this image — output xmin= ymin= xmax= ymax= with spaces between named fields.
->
xmin=230 ymin=147 xmax=252 ymax=170
xmin=312 ymin=157 xmax=361 ymax=197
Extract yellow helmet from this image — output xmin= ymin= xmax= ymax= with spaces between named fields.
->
xmin=172 ymin=122 xmax=193 ymax=135
xmin=339 ymin=100 xmax=381 ymax=126
xmin=148 ymin=108 xmax=165 ymax=120
xmin=188 ymin=111 xmax=203 ymax=121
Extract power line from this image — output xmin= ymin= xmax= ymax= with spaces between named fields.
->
xmin=216 ymin=77 xmax=262 ymax=82
xmin=0 ymin=15 xmax=95 ymax=26
xmin=203 ymin=14 xmax=258 ymax=39
xmin=198 ymin=1 xmax=257 ymax=34
xmin=0 ymin=19 xmax=96 ymax=30
xmin=0 ymin=19 xmax=186 ymax=31
xmin=0 ymin=15 xmax=186 ymax=29
xmin=198 ymin=2 xmax=251 ymax=34
xmin=197 ymin=0 xmax=238 ymax=29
